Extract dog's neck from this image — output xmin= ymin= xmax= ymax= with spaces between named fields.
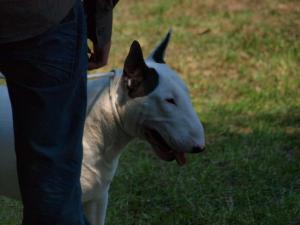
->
xmin=81 ymin=74 xmax=134 ymax=200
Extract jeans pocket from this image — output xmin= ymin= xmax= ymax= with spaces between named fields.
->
xmin=36 ymin=5 xmax=78 ymax=63
xmin=28 ymin=5 xmax=79 ymax=86
xmin=1 ymin=1 xmax=88 ymax=88
xmin=1 ymin=4 xmax=82 ymax=88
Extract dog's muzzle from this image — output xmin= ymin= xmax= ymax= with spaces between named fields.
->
xmin=144 ymin=127 xmax=205 ymax=166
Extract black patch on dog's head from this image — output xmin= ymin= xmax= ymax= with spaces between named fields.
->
xmin=123 ymin=41 xmax=159 ymax=98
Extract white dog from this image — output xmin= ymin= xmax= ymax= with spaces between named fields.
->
xmin=0 ymin=31 xmax=205 ymax=225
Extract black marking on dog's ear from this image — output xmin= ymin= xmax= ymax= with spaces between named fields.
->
xmin=124 ymin=40 xmax=145 ymax=72
xmin=123 ymin=40 xmax=159 ymax=98
xmin=147 ymin=29 xmax=172 ymax=63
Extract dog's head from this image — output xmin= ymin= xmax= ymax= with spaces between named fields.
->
xmin=115 ymin=30 xmax=205 ymax=165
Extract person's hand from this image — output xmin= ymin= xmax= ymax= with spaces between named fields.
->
xmin=88 ymin=41 xmax=111 ymax=70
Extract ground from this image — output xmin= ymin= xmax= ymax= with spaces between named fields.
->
xmin=0 ymin=0 xmax=299 ymax=224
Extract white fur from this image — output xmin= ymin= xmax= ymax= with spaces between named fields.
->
xmin=0 ymin=61 xmax=205 ymax=225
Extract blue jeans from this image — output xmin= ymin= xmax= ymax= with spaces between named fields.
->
xmin=0 ymin=1 xmax=90 ymax=224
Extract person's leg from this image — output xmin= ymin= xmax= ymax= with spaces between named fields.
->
xmin=0 ymin=1 xmax=90 ymax=224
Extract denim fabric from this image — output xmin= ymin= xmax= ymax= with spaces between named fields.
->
xmin=0 ymin=0 xmax=90 ymax=224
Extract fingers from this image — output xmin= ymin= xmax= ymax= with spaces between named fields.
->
xmin=88 ymin=47 xmax=92 ymax=54
xmin=88 ymin=61 xmax=107 ymax=70
xmin=88 ymin=52 xmax=108 ymax=70
xmin=87 ymin=41 xmax=111 ymax=70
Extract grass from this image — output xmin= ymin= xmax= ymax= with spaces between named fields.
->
xmin=1 ymin=0 xmax=300 ymax=224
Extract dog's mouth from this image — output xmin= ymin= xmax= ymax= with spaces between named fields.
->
xmin=144 ymin=128 xmax=186 ymax=166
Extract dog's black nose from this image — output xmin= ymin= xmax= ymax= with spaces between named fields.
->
xmin=191 ymin=146 xmax=205 ymax=153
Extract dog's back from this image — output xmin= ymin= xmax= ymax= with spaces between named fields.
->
xmin=0 ymin=85 xmax=20 ymax=198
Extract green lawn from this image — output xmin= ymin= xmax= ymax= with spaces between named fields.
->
xmin=1 ymin=0 xmax=300 ymax=224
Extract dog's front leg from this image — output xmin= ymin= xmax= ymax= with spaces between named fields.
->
xmin=84 ymin=192 xmax=108 ymax=225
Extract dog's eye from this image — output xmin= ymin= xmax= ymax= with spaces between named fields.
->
xmin=166 ymin=98 xmax=176 ymax=105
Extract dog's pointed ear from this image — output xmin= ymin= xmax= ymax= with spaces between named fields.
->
xmin=123 ymin=40 xmax=158 ymax=98
xmin=124 ymin=40 xmax=146 ymax=76
xmin=147 ymin=29 xmax=172 ymax=63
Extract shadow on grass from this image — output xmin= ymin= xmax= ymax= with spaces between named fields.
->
xmin=197 ymin=104 xmax=300 ymax=225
